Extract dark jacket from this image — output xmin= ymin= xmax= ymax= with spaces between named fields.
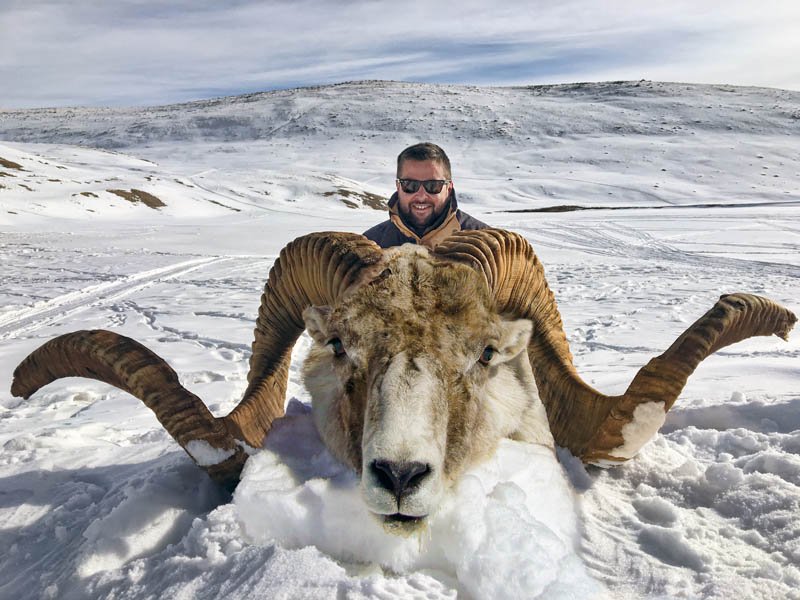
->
xmin=363 ymin=190 xmax=488 ymax=249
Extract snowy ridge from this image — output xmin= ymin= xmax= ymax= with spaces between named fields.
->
xmin=3 ymin=80 xmax=799 ymax=147
xmin=3 ymin=80 xmax=800 ymax=217
xmin=1 ymin=80 xmax=799 ymax=599
xmin=0 ymin=142 xmax=387 ymax=224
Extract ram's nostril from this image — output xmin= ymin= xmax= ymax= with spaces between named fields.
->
xmin=370 ymin=459 xmax=432 ymax=500
xmin=405 ymin=462 xmax=431 ymax=489
xmin=371 ymin=459 xmax=397 ymax=492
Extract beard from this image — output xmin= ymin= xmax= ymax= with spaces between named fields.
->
xmin=398 ymin=198 xmax=449 ymax=233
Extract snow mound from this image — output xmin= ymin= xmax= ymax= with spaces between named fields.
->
xmin=234 ymin=400 xmax=603 ymax=598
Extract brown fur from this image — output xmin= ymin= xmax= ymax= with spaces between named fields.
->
xmin=303 ymin=246 xmax=535 ymax=489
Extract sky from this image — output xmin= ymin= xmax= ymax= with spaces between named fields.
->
xmin=1 ymin=0 xmax=800 ymax=109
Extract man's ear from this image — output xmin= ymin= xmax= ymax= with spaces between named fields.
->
xmin=303 ymin=306 xmax=332 ymax=344
xmin=494 ymin=318 xmax=533 ymax=363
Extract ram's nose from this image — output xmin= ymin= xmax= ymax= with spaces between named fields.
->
xmin=370 ymin=459 xmax=431 ymax=502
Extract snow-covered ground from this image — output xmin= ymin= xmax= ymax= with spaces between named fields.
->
xmin=1 ymin=80 xmax=798 ymax=599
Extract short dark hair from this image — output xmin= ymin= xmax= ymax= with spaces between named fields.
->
xmin=396 ymin=142 xmax=452 ymax=179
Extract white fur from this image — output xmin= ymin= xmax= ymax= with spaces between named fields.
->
xmin=185 ymin=440 xmax=236 ymax=466
xmin=607 ymin=401 xmax=667 ymax=460
xmin=361 ymin=352 xmax=445 ymax=517
xmin=487 ymin=352 xmax=554 ymax=448
xmin=302 ymin=345 xmax=352 ymax=467
xmin=477 ymin=318 xmax=553 ymax=449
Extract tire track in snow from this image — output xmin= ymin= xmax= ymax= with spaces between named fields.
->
xmin=0 ymin=256 xmax=230 ymax=340
xmin=518 ymin=221 xmax=800 ymax=279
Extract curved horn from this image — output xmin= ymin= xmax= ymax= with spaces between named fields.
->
xmin=435 ymin=229 xmax=797 ymax=464
xmin=223 ymin=231 xmax=383 ymax=446
xmin=11 ymin=329 xmax=247 ymax=489
xmin=10 ymin=232 xmax=382 ymax=487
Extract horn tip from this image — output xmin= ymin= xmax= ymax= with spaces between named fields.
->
xmin=777 ymin=323 xmax=794 ymax=342
xmin=10 ymin=370 xmax=34 ymax=399
xmin=777 ymin=310 xmax=797 ymax=341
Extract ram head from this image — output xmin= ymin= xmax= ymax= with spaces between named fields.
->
xmin=11 ymin=229 xmax=796 ymax=533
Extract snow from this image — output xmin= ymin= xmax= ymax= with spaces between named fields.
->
xmin=1 ymin=80 xmax=799 ymax=599
xmin=235 ymin=400 xmax=599 ymax=598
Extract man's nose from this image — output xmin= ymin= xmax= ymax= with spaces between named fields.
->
xmin=412 ymin=185 xmax=433 ymax=198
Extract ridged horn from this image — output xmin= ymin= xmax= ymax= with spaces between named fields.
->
xmin=224 ymin=231 xmax=383 ymax=446
xmin=10 ymin=329 xmax=247 ymax=489
xmin=435 ymin=229 xmax=797 ymax=463
xmin=10 ymin=232 xmax=383 ymax=487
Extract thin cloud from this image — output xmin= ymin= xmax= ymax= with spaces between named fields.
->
xmin=1 ymin=0 xmax=799 ymax=108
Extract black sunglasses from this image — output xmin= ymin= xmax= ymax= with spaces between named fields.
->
xmin=397 ymin=179 xmax=450 ymax=194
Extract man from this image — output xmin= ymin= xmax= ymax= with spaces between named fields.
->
xmin=363 ymin=143 xmax=488 ymax=249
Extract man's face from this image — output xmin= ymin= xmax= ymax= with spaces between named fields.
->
xmin=396 ymin=159 xmax=453 ymax=230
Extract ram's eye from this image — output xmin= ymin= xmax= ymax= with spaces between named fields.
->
xmin=479 ymin=346 xmax=496 ymax=365
xmin=328 ymin=338 xmax=346 ymax=357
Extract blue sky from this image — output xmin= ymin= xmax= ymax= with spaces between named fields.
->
xmin=2 ymin=0 xmax=799 ymax=108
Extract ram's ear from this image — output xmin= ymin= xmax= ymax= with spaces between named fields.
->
xmin=303 ymin=306 xmax=333 ymax=344
xmin=495 ymin=318 xmax=533 ymax=362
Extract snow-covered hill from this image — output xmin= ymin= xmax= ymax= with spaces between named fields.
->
xmin=1 ymin=81 xmax=799 ymax=599
xmin=3 ymin=80 xmax=799 ymax=217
